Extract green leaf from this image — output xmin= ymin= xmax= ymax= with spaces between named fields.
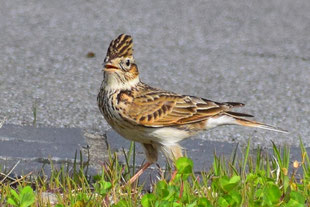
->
xmin=289 ymin=191 xmax=305 ymax=204
xmin=141 ymin=193 xmax=156 ymax=207
xmin=155 ymin=200 xmax=171 ymax=207
xmin=112 ymin=199 xmax=128 ymax=207
xmin=156 ymin=180 xmax=169 ymax=199
xmin=219 ymin=176 xmax=229 ymax=191
xmin=156 ymin=181 xmax=176 ymax=202
xmin=254 ymin=188 xmax=263 ymax=199
xmin=166 ymin=185 xmax=178 ymax=201
xmin=246 ymin=173 xmax=256 ymax=181
xmin=229 ymin=175 xmax=240 ymax=184
xmin=10 ymin=188 xmax=20 ymax=201
xmin=223 ymin=194 xmax=234 ymax=205
xmin=219 ymin=176 xmax=240 ymax=192
xmin=96 ymin=180 xmax=112 ymax=196
xmin=230 ymin=191 xmax=242 ymax=204
xmin=92 ymin=174 xmax=102 ymax=182
xmin=217 ymin=197 xmax=229 ymax=207
xmin=20 ymin=186 xmax=35 ymax=207
xmin=286 ymin=200 xmax=305 ymax=207
xmin=176 ymin=157 xmax=193 ymax=175
xmin=197 ymin=198 xmax=213 ymax=207
xmin=263 ymin=183 xmax=281 ymax=205
xmin=172 ymin=201 xmax=182 ymax=207
xmin=283 ymin=175 xmax=290 ymax=193
xmin=7 ymin=198 xmax=18 ymax=206
xmin=185 ymin=201 xmax=197 ymax=207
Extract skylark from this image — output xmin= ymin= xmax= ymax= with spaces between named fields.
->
xmin=97 ymin=34 xmax=287 ymax=184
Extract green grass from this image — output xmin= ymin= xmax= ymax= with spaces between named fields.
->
xmin=0 ymin=138 xmax=309 ymax=206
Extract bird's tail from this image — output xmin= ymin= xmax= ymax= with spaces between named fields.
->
xmin=231 ymin=115 xmax=288 ymax=133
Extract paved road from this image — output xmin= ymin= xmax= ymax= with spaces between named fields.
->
xmin=0 ymin=0 xmax=309 ymax=147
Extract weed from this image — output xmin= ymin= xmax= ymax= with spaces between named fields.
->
xmin=0 ymin=139 xmax=309 ymax=206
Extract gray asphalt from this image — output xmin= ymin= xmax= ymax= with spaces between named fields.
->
xmin=0 ymin=0 xmax=309 ymax=147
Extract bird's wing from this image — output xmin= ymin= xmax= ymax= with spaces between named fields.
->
xmin=122 ymin=91 xmax=245 ymax=127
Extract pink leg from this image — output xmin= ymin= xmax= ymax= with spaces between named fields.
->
xmin=127 ymin=162 xmax=152 ymax=185
xmin=170 ymin=170 xmax=178 ymax=182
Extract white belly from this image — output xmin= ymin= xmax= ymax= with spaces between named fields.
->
xmin=112 ymin=124 xmax=191 ymax=146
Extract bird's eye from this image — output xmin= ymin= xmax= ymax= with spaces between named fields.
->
xmin=125 ymin=59 xmax=130 ymax=67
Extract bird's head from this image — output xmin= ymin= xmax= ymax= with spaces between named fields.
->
xmin=103 ymin=34 xmax=140 ymax=91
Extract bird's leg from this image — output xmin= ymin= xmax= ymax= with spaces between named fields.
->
xmin=126 ymin=143 xmax=158 ymax=185
xmin=170 ymin=169 xmax=178 ymax=182
xmin=127 ymin=162 xmax=152 ymax=185
xmin=163 ymin=144 xmax=182 ymax=183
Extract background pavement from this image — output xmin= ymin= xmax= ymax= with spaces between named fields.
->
xmin=0 ymin=0 xmax=309 ymax=150
xmin=0 ymin=124 xmax=87 ymax=175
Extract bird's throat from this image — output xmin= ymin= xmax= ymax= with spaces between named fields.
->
xmin=104 ymin=74 xmax=140 ymax=92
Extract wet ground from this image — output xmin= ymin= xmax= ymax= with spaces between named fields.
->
xmin=0 ymin=0 xmax=309 ymax=148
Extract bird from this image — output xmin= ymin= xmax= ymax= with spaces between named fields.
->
xmin=97 ymin=34 xmax=287 ymax=184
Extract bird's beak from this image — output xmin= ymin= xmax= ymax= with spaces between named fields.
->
xmin=103 ymin=64 xmax=119 ymax=72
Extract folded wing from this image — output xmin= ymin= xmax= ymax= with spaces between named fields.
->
xmin=123 ymin=91 xmax=244 ymax=127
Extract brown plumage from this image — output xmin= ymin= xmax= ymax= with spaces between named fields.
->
xmin=97 ymin=34 xmax=287 ymax=184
